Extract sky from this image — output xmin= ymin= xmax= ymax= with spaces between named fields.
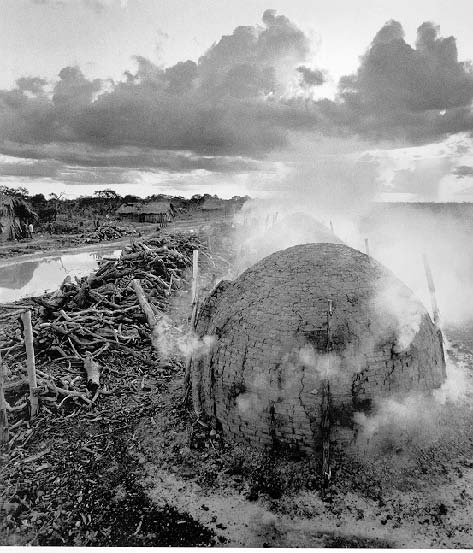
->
xmin=1 ymin=0 xmax=473 ymax=200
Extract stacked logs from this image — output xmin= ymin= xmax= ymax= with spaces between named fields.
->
xmin=81 ymin=224 xmax=137 ymax=244
xmin=31 ymin=234 xmax=213 ymax=360
xmin=0 ymin=234 xmax=222 ymax=400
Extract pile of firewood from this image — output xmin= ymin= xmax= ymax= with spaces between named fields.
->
xmin=0 ymin=233 xmax=227 ymax=417
xmin=81 ymin=223 xmax=137 ymax=244
xmin=38 ymin=234 xmax=214 ymax=359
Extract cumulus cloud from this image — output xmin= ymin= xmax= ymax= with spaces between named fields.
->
xmin=332 ymin=20 xmax=473 ymax=141
xmin=2 ymin=11 xmax=473 ymax=189
xmin=0 ymin=10 xmax=322 ymax=165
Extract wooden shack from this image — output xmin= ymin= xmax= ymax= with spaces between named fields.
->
xmin=116 ymin=201 xmax=174 ymax=226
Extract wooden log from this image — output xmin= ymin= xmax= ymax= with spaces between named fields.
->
xmin=0 ymin=304 xmax=30 ymax=311
xmin=0 ymin=350 xmax=9 ymax=452
xmin=131 ymin=279 xmax=161 ymax=356
xmin=21 ymin=310 xmax=39 ymax=418
xmin=84 ymin=353 xmax=100 ymax=393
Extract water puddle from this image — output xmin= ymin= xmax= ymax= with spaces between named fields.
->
xmin=0 ymin=249 xmax=121 ymax=302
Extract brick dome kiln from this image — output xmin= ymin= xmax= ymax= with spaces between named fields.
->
xmin=191 ymin=243 xmax=446 ymax=454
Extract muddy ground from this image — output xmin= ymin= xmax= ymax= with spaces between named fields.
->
xmin=0 ymin=213 xmax=222 ymax=261
xmin=2 ymin=219 xmax=473 ymax=547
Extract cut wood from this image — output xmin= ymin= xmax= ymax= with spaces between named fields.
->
xmin=132 ymin=279 xmax=162 ymax=357
xmin=0 ymin=350 xmax=9 ymax=451
xmin=84 ymin=353 xmax=100 ymax=393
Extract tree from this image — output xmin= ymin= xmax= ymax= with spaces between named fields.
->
xmin=94 ymin=189 xmax=121 ymax=215
xmin=49 ymin=192 xmax=64 ymax=222
xmin=0 ymin=185 xmax=29 ymax=199
xmin=94 ymin=189 xmax=119 ymax=200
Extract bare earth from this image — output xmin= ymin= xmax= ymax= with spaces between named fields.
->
xmin=1 ymin=215 xmax=473 ymax=547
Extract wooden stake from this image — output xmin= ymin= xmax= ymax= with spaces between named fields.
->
xmin=422 ymin=254 xmax=440 ymax=327
xmin=184 ymin=250 xmax=200 ymax=402
xmin=321 ymin=299 xmax=333 ymax=499
xmin=191 ymin=249 xmax=199 ymax=308
xmin=21 ymin=310 xmax=39 ymax=418
xmin=0 ymin=350 xmax=9 ymax=452
xmin=364 ymin=238 xmax=370 ymax=257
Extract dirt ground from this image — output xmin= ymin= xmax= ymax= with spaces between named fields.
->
xmin=2 ymin=217 xmax=473 ymax=547
xmin=0 ymin=213 xmax=224 ymax=263
xmin=132 ymin=351 xmax=473 ymax=548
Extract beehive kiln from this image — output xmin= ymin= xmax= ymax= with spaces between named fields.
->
xmin=191 ymin=243 xmax=446 ymax=454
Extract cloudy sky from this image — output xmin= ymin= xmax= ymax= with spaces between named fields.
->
xmin=2 ymin=0 xmax=473 ymax=200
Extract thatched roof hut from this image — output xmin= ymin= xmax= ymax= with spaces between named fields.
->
xmin=116 ymin=201 xmax=174 ymax=223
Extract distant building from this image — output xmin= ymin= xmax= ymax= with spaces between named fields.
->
xmin=0 ymin=194 xmax=37 ymax=241
xmin=201 ymin=197 xmax=238 ymax=216
xmin=116 ymin=201 xmax=174 ymax=225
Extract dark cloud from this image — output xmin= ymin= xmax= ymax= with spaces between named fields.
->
xmin=0 ymin=158 xmax=60 ymax=179
xmin=2 ymin=11 xmax=473 ymax=186
xmin=297 ymin=66 xmax=325 ymax=87
xmin=0 ymin=141 xmax=262 ymax=180
xmin=0 ymin=10 xmax=320 ymax=165
xmin=332 ymin=20 xmax=473 ymax=141
xmin=454 ymin=165 xmax=473 ymax=178
xmin=16 ymin=77 xmax=48 ymax=95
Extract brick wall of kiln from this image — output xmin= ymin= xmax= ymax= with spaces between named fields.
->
xmin=193 ymin=325 xmax=445 ymax=454
xmin=192 ymin=245 xmax=446 ymax=454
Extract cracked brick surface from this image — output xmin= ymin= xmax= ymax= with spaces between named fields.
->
xmin=192 ymin=243 xmax=446 ymax=454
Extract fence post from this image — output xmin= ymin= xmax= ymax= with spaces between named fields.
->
xmin=422 ymin=254 xmax=440 ymax=327
xmin=321 ymin=299 xmax=333 ymax=499
xmin=184 ymin=250 xmax=200 ymax=406
xmin=21 ymin=310 xmax=39 ymax=418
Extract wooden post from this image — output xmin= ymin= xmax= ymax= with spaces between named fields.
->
xmin=184 ymin=250 xmax=200 ymax=407
xmin=422 ymin=254 xmax=440 ymax=327
xmin=191 ymin=250 xmax=199 ymax=311
xmin=0 ymin=350 xmax=9 ymax=452
xmin=21 ymin=310 xmax=39 ymax=418
xmin=364 ymin=238 xmax=370 ymax=257
xmin=321 ymin=299 xmax=333 ymax=499
xmin=330 ymin=220 xmax=334 ymax=234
